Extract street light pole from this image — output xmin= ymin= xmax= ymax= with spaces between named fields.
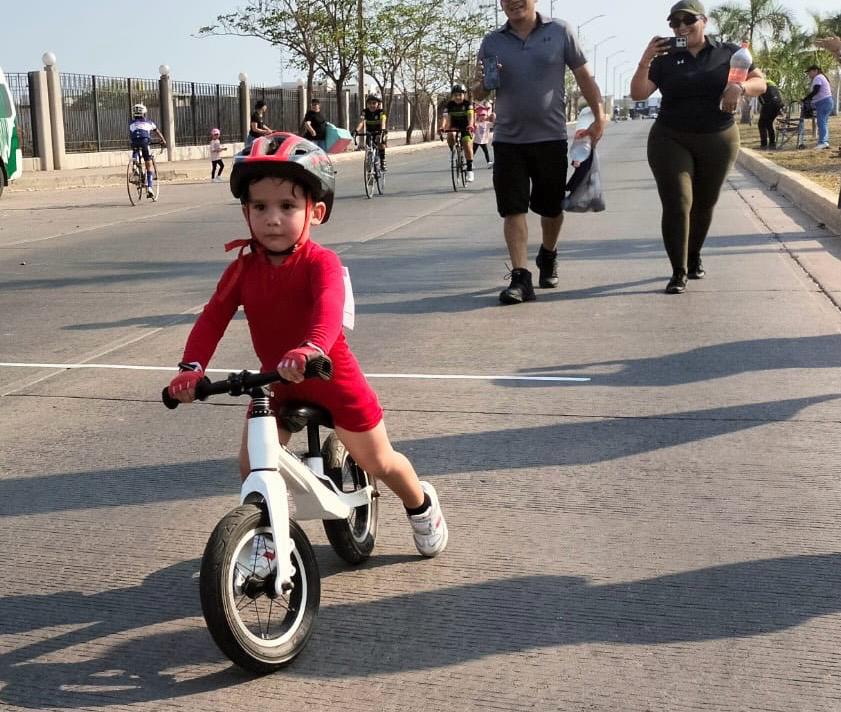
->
xmin=577 ymin=13 xmax=605 ymax=39
xmin=357 ymin=0 xmax=364 ymax=113
xmin=592 ymin=35 xmax=616 ymax=82
xmin=604 ymin=50 xmax=625 ymax=96
xmin=613 ymin=60 xmax=631 ymax=99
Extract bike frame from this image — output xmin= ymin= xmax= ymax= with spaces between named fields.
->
xmin=242 ymin=392 xmax=374 ymax=597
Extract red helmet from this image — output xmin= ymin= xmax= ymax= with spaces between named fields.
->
xmin=230 ymin=132 xmax=335 ymax=221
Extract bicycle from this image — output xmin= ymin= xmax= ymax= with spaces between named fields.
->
xmin=440 ymin=128 xmax=468 ymax=192
xmin=161 ymin=355 xmax=378 ymax=673
xmin=355 ymin=132 xmax=384 ymax=199
xmin=127 ymin=143 xmax=163 ymax=205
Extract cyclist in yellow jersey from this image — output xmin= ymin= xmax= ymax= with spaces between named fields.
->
xmin=354 ymin=95 xmax=388 ymax=171
xmin=440 ymin=84 xmax=475 ymax=182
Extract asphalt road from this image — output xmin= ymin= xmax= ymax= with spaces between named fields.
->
xmin=1 ymin=121 xmax=841 ymax=711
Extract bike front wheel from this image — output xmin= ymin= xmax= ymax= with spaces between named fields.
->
xmin=200 ymin=503 xmax=320 ymax=674
xmin=363 ymin=151 xmax=374 ymax=199
xmin=450 ymin=146 xmax=459 ymax=192
xmin=147 ymin=158 xmax=160 ymax=202
xmin=321 ymin=432 xmax=378 ymax=564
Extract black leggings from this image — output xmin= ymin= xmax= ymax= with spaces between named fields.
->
xmin=211 ymin=159 xmax=225 ymax=178
xmin=758 ymin=107 xmax=781 ymax=146
xmin=475 ymin=143 xmax=492 ymax=163
xmin=647 ymin=122 xmax=739 ymax=274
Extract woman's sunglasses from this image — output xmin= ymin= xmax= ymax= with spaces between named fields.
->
xmin=668 ymin=14 xmax=700 ymax=28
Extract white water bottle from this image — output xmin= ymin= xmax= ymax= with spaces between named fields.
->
xmin=569 ymin=107 xmax=593 ymax=167
xmin=727 ymin=42 xmax=752 ymax=84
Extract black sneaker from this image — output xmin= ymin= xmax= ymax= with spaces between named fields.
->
xmin=535 ymin=245 xmax=559 ymax=288
xmin=665 ymin=271 xmax=687 ymax=294
xmin=499 ymin=268 xmax=536 ymax=304
xmin=688 ymin=257 xmax=705 ymax=279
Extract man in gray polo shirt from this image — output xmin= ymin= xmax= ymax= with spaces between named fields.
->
xmin=472 ymin=0 xmax=606 ymax=304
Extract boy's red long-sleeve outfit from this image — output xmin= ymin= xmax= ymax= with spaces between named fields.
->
xmin=182 ymin=239 xmax=383 ymax=431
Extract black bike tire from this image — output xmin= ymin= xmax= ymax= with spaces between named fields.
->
xmin=375 ymin=159 xmax=384 ymax=195
xmin=127 ymin=159 xmax=139 ymax=206
xmin=363 ymin=148 xmax=373 ymax=199
xmin=459 ymin=146 xmax=467 ymax=187
xmin=321 ymin=432 xmax=378 ymax=564
xmin=149 ymin=158 xmax=159 ymax=201
xmin=200 ymin=504 xmax=320 ymax=674
xmin=450 ymin=144 xmax=459 ymax=192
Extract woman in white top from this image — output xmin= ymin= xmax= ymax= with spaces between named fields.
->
xmin=803 ymin=65 xmax=834 ymax=150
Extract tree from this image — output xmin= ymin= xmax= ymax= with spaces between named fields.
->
xmin=199 ymin=1 xmax=321 ymax=98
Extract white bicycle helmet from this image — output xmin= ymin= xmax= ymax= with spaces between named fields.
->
xmin=132 ymin=103 xmax=147 ymax=117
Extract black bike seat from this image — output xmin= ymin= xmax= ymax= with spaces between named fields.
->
xmin=277 ymin=402 xmax=334 ymax=432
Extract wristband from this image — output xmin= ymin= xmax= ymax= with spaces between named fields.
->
xmin=178 ymin=361 xmax=203 ymax=372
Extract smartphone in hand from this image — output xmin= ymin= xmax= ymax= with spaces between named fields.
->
xmin=664 ymin=36 xmax=688 ymax=52
xmin=483 ymin=55 xmax=500 ymax=91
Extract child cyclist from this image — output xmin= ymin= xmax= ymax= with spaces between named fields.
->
xmin=129 ymin=103 xmax=166 ymax=198
xmin=167 ymin=132 xmax=448 ymax=557
xmin=354 ymin=94 xmax=388 ymax=171
xmin=209 ymin=128 xmax=227 ymax=182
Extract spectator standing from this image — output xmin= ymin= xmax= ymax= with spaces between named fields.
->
xmin=757 ymin=79 xmax=784 ymax=149
xmin=631 ymin=0 xmax=766 ymax=294
xmin=803 ymin=65 xmax=834 ymax=150
xmin=246 ymin=100 xmax=273 ymax=150
xmin=472 ymin=0 xmax=606 ymax=305
xmin=302 ymin=98 xmax=328 ymax=150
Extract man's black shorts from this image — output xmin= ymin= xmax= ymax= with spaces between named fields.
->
xmin=492 ymin=140 xmax=569 ymax=218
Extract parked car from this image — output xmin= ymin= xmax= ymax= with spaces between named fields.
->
xmin=0 ymin=68 xmax=23 ymax=199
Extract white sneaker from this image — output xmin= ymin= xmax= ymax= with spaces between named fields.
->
xmin=487 ymin=161 xmax=494 ymax=169
xmin=815 ymin=143 xmax=830 ymax=150
xmin=466 ymin=170 xmax=475 ymax=182
xmin=407 ymin=482 xmax=448 ymax=557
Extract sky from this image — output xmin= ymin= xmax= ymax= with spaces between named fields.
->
xmin=4 ymin=0 xmax=839 ymax=91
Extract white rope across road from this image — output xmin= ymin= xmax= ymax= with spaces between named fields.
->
xmin=0 ymin=362 xmax=591 ymax=383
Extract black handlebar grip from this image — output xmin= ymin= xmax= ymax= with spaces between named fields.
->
xmin=304 ymin=354 xmax=333 ymax=381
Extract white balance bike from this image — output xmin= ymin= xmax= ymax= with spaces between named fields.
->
xmin=162 ymin=355 xmax=378 ymax=673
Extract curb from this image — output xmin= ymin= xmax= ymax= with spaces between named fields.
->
xmin=8 ymin=139 xmax=445 ymax=193
xmin=736 ymin=147 xmax=841 ymax=234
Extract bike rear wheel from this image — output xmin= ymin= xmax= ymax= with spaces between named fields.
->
xmin=321 ymin=433 xmax=378 ymax=564
xmin=126 ymin=158 xmax=144 ymax=206
xmin=200 ymin=503 xmax=320 ymax=674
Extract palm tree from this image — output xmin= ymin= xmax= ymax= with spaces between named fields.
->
xmin=709 ymin=0 xmax=796 ymax=46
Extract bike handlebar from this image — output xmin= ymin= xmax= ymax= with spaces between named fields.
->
xmin=161 ymin=354 xmax=333 ymax=410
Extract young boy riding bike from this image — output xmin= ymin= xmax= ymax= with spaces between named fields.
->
xmin=167 ymin=132 xmax=448 ymax=557
xmin=128 ymin=103 xmax=166 ymax=198
xmin=354 ymin=94 xmax=388 ymax=171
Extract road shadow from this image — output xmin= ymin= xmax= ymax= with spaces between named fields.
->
xmin=1 ymin=552 xmax=838 ymax=705
xmin=510 ymin=335 xmax=841 ymax=388
xmin=63 ymin=311 xmax=244 ymax=331
xmin=2 ymin=394 xmax=833 ymax=520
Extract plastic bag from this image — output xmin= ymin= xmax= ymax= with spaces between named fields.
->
xmin=563 ymin=149 xmax=605 ymax=213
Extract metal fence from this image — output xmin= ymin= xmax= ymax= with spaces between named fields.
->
xmin=387 ymin=94 xmax=408 ymax=132
xmin=7 ymin=73 xmax=35 ymax=157
xmin=172 ymin=81 xmax=241 ymax=146
xmin=253 ymin=86 xmax=303 ymax=134
xmin=61 ymin=74 xmax=161 ymax=153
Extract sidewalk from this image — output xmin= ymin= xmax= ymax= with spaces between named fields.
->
xmin=9 ymin=137 xmax=441 ymax=193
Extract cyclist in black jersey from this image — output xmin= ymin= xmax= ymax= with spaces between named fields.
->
xmin=440 ymin=84 xmax=475 ymax=182
xmin=354 ymin=95 xmax=388 ymax=171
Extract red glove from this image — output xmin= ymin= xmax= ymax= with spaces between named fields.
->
xmin=278 ymin=345 xmax=322 ymax=383
xmin=168 ymin=368 xmax=204 ymax=402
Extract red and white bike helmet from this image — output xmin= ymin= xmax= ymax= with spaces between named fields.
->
xmin=230 ymin=132 xmax=335 ymax=222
